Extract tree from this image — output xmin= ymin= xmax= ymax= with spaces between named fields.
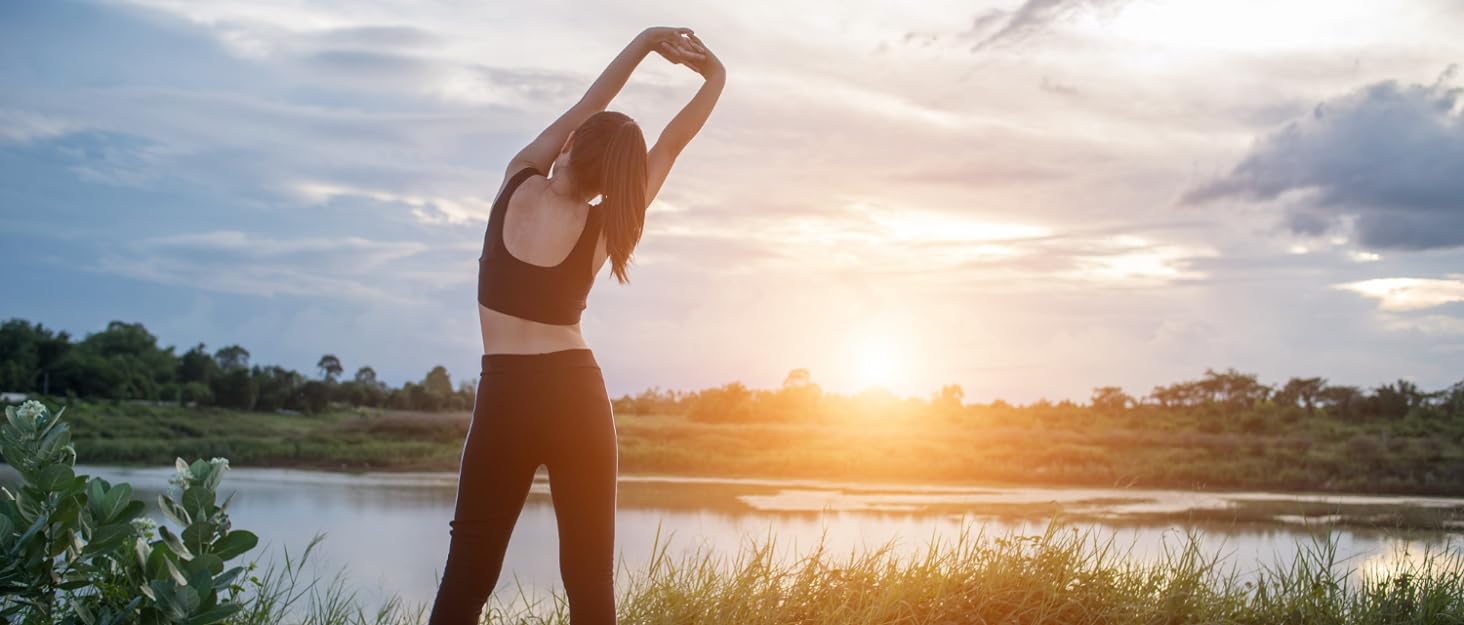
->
xmin=1275 ymin=377 xmax=1326 ymax=414
xmin=253 ymin=366 xmax=304 ymax=412
xmin=783 ymin=368 xmax=812 ymax=388
xmin=1090 ymin=386 xmax=1133 ymax=413
xmin=317 ymin=354 xmax=343 ymax=382
xmin=1440 ymin=380 xmax=1464 ymax=419
xmin=34 ymin=329 xmax=70 ymax=396
xmin=424 ymin=366 xmax=453 ymax=399
xmin=353 ymin=366 xmax=379 ymax=387
xmin=1199 ymin=368 xmax=1270 ymax=414
xmin=1319 ymin=384 xmax=1364 ymax=421
xmin=346 ymin=366 xmax=385 ymax=407
xmin=214 ymin=345 xmax=250 ymax=371
xmin=299 ymin=380 xmax=331 ymax=414
xmin=932 ymin=384 xmax=966 ymax=421
xmin=177 ymin=343 xmax=217 ymax=386
xmin=688 ymin=382 xmax=755 ymax=423
xmin=0 ymin=320 xmax=72 ymax=394
xmin=71 ymin=321 xmax=177 ymax=399
xmin=212 ymin=367 xmax=258 ymax=410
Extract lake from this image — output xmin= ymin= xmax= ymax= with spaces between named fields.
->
xmin=4 ymin=464 xmax=1463 ymax=613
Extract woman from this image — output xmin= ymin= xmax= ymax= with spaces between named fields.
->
xmin=429 ymin=27 xmax=725 ymax=625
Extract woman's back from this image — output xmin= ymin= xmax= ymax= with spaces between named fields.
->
xmin=478 ymin=169 xmax=611 ymax=355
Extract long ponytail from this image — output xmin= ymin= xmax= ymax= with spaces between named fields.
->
xmin=568 ymin=111 xmax=648 ymax=284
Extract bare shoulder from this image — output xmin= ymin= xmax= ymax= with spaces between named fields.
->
xmin=495 ymin=165 xmax=546 ymax=206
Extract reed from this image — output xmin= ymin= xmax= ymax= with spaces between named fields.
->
xmin=235 ymin=522 xmax=1464 ymax=625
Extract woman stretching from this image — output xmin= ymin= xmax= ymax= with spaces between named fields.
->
xmin=428 ymin=27 xmax=725 ymax=625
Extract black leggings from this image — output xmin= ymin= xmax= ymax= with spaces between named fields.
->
xmin=428 ymin=349 xmax=618 ymax=625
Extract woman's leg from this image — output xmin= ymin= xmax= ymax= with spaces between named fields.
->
xmin=428 ymin=373 xmax=540 ymax=625
xmin=545 ymin=366 xmax=619 ymax=625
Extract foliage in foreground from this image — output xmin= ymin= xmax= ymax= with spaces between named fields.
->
xmin=0 ymin=400 xmax=258 ymax=624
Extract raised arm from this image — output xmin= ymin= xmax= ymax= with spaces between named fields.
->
xmin=646 ymin=35 xmax=726 ymax=204
xmin=505 ymin=27 xmax=699 ymax=178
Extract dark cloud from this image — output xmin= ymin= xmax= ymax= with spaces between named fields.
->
xmin=1185 ymin=69 xmax=1464 ymax=251
xmin=966 ymin=0 xmax=1128 ymax=51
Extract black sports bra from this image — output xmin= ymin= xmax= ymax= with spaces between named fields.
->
xmin=478 ymin=167 xmax=603 ymax=325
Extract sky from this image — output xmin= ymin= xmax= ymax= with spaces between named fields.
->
xmin=2 ymin=0 xmax=1463 ymax=402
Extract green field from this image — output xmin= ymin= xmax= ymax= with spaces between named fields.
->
xmin=40 ymin=397 xmax=1464 ymax=497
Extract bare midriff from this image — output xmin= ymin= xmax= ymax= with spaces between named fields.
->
xmin=478 ymin=304 xmax=591 ymax=355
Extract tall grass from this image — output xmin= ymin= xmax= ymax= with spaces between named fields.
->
xmin=233 ymin=522 xmax=1464 ymax=625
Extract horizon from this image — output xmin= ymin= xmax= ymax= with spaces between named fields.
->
xmin=4 ymin=0 xmax=1464 ymax=402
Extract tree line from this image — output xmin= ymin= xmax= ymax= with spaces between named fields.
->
xmin=0 ymin=319 xmax=473 ymax=413
xmin=6 ymin=317 xmax=1463 ymax=429
xmin=615 ymin=367 xmax=1464 ymax=430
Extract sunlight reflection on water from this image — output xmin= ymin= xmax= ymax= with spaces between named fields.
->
xmin=2 ymin=465 xmax=1460 ymax=612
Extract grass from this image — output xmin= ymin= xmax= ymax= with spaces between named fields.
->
xmin=232 ymin=522 xmax=1464 ymax=625
xmin=51 ymin=399 xmax=1464 ymax=498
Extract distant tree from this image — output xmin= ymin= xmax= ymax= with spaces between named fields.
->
xmin=253 ymin=366 xmax=304 ymax=412
xmin=763 ymin=368 xmax=822 ymax=421
xmin=34 ymin=328 xmax=70 ymax=396
xmin=1319 ymin=384 xmax=1364 ymax=421
xmin=353 ymin=366 xmax=379 ymax=387
xmin=214 ymin=345 xmax=250 ymax=371
xmin=50 ymin=321 xmax=176 ymax=400
xmin=424 ymin=366 xmax=453 ymax=397
xmin=407 ymin=381 xmax=439 ymax=411
xmin=178 ymin=382 xmax=213 ymax=406
xmin=52 ymin=349 xmax=124 ymax=399
xmin=617 ymin=387 xmax=685 ymax=416
xmin=688 ymin=382 xmax=755 ymax=423
xmin=932 ymin=384 xmax=966 ymax=421
xmin=212 ymin=367 xmax=258 ymax=410
xmin=1090 ymin=386 xmax=1133 ymax=413
xmin=317 ymin=354 xmax=343 ymax=382
xmin=299 ymin=380 xmax=331 ymax=414
xmin=783 ymin=368 xmax=812 ymax=388
xmin=1275 ymin=377 xmax=1326 ymax=414
xmin=0 ymin=319 xmax=72 ymax=394
xmin=177 ymin=343 xmax=217 ymax=386
xmin=1368 ymin=379 xmax=1424 ymax=420
xmin=1440 ymin=381 xmax=1464 ymax=419
xmin=1200 ymin=368 xmax=1270 ymax=414
xmin=424 ymin=366 xmax=453 ymax=402
xmin=344 ymin=366 xmax=386 ymax=407
xmin=937 ymin=384 xmax=965 ymax=405
xmin=454 ymin=380 xmax=477 ymax=410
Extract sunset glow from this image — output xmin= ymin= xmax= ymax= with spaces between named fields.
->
xmin=852 ymin=334 xmax=905 ymax=391
xmin=2 ymin=0 xmax=1462 ymax=401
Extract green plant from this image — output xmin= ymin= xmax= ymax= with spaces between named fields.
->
xmin=0 ymin=400 xmax=258 ymax=624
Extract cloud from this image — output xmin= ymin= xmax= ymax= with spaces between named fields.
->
xmin=92 ymin=231 xmax=437 ymax=300
xmin=1335 ymin=276 xmax=1464 ymax=311
xmin=966 ymin=0 xmax=1128 ymax=51
xmin=1185 ymin=68 xmax=1464 ymax=251
xmin=0 ymin=109 xmax=79 ymax=144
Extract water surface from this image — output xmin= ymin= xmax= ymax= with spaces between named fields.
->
xmin=4 ymin=465 xmax=1461 ymax=611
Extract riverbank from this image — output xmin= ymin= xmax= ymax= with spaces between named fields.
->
xmin=39 ymin=400 xmax=1464 ymax=498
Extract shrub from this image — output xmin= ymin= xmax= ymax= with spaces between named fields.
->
xmin=0 ymin=400 xmax=258 ymax=623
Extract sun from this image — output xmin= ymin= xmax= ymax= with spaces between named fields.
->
xmin=853 ymin=335 xmax=903 ymax=391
